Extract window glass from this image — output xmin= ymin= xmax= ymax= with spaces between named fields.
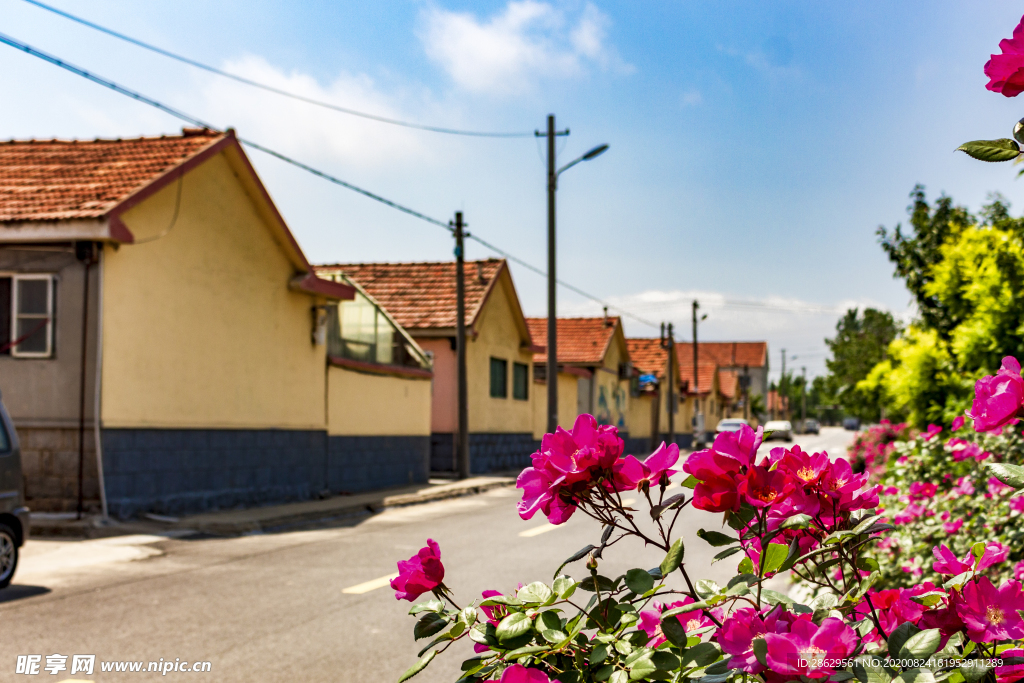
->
xmin=0 ymin=277 xmax=10 ymax=355
xmin=329 ymin=292 xmax=423 ymax=369
xmin=12 ymin=276 xmax=52 ymax=357
xmin=490 ymin=358 xmax=508 ymax=398
xmin=513 ymin=362 xmax=529 ymax=400
xmin=376 ymin=318 xmax=394 ymax=365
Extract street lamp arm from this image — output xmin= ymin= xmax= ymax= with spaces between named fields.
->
xmin=556 ymin=143 xmax=610 ymax=176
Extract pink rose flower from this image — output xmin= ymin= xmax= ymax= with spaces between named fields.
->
xmin=943 ymin=519 xmax=964 ymax=534
xmin=989 ymin=477 xmax=1015 ymax=496
xmin=953 ymin=577 xmax=1024 ymax=642
xmin=968 ymin=357 xmax=1024 ymax=433
xmin=996 ymin=648 xmax=1024 ymax=683
xmin=952 ymin=415 xmax=965 ymax=432
xmin=1014 ymin=561 xmax=1024 ymax=582
xmin=765 ymin=617 xmax=858 ymax=678
xmin=933 ymin=544 xmax=973 ymax=576
xmin=1010 ymin=496 xmax=1024 ymax=513
xmin=391 ymin=539 xmax=445 ymax=601
xmin=611 ymin=442 xmax=680 ymax=492
xmin=739 ymin=465 xmax=795 ymax=508
xmin=986 ymin=15 xmax=1024 ymax=97
xmin=777 ymin=448 xmax=831 ymax=487
xmin=500 ymin=664 xmax=550 ymax=683
xmin=923 ymin=424 xmax=942 ymax=441
xmin=638 ymin=598 xmax=714 ymax=648
xmin=976 ymin=541 xmax=1010 ymax=571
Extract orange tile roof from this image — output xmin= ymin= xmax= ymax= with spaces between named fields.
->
xmin=675 ymin=341 xmax=768 ymax=368
xmin=626 ymin=338 xmax=669 ymax=379
xmin=0 ymin=129 xmax=224 ymax=222
xmin=526 ymin=317 xmax=618 ymax=365
xmin=717 ymin=369 xmax=739 ymax=400
xmin=679 ymin=360 xmax=719 ymax=396
xmin=314 ymin=259 xmax=506 ymax=331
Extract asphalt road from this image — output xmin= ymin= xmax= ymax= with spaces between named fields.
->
xmin=1 ymin=427 xmax=854 ymax=683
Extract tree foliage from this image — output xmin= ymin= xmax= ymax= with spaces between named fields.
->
xmin=863 ymin=187 xmax=1024 ymax=427
xmin=823 ymin=308 xmax=901 ymax=422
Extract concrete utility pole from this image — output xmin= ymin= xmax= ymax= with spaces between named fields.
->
xmin=453 ymin=212 xmax=470 ymax=479
xmin=692 ymin=300 xmax=700 ymax=443
xmin=801 ymin=366 xmax=807 ymax=430
xmin=660 ymin=323 xmax=675 ymax=445
xmin=780 ymin=348 xmax=787 ymax=420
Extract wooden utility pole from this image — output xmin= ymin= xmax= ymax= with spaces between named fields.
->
xmin=660 ymin=323 xmax=675 ymax=445
xmin=454 ymin=212 xmax=470 ymax=479
xmin=692 ymin=300 xmax=700 ymax=443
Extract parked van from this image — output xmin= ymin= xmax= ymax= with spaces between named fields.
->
xmin=0 ymin=390 xmax=29 ymax=588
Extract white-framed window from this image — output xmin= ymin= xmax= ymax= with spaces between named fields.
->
xmin=0 ymin=274 xmax=55 ymax=358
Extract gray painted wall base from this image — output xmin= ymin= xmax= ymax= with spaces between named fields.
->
xmin=430 ymin=432 xmax=535 ymax=474
xmin=328 ymin=435 xmax=429 ymax=493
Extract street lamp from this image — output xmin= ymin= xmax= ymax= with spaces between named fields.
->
xmin=538 ymin=114 xmax=609 ymax=433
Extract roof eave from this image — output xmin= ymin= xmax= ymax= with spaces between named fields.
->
xmin=289 ymin=273 xmax=355 ymax=300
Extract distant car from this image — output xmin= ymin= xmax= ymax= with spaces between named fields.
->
xmin=763 ymin=420 xmax=793 ymax=441
xmin=715 ymin=418 xmax=749 ymax=433
xmin=0 ymin=390 xmax=29 ymax=589
xmin=803 ymin=419 xmax=820 ymax=435
xmin=843 ymin=417 xmax=861 ymax=431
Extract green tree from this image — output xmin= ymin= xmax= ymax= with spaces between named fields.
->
xmin=864 ymin=190 xmax=1024 ymax=427
xmin=823 ymin=308 xmax=901 ymax=422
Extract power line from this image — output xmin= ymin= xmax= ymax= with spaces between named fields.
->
xmin=0 ymin=30 xmax=659 ymax=331
xmin=19 ymin=0 xmax=533 ymax=139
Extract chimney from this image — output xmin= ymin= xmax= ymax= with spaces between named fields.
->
xmin=603 ymin=306 xmax=609 ymax=326
xmin=476 ymin=262 xmax=486 ymax=285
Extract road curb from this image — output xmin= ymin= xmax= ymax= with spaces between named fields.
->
xmin=29 ymin=477 xmax=517 ymax=539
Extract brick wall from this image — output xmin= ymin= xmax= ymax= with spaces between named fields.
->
xmin=19 ymin=426 xmax=101 ymax=513
xmin=327 ymin=435 xmax=429 ymax=493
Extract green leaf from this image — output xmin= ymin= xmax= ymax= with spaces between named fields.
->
xmin=413 ymin=612 xmax=449 ymax=640
xmin=628 ymin=654 xmax=658 ymax=681
xmin=986 ymin=462 xmax=1024 ymax=489
xmin=661 ymin=601 xmax=709 ymax=619
xmin=695 ymin=579 xmax=722 ymax=599
xmin=610 ymin=670 xmax=629 ymax=683
xmin=711 ymin=547 xmax=742 ymax=563
xmin=737 ymin=556 xmax=755 ymax=574
xmin=900 ymin=628 xmax=941 ymax=660
xmin=753 ymin=637 xmax=768 ymax=667
xmin=853 ymin=655 xmax=894 ymax=683
xmin=761 ymin=542 xmax=790 ymax=575
xmin=554 ymin=545 xmax=596 ymax=578
xmin=697 ymin=529 xmax=737 ymax=547
xmin=537 ymin=610 xmax=561 ymax=633
xmin=553 ymin=575 xmax=577 ymax=599
xmin=898 ymin=669 xmax=936 ymax=683
xmin=779 ymin=513 xmax=812 ymax=530
xmin=590 ymin=643 xmax=610 ymax=665
xmin=518 ymin=581 xmax=553 ymax=604
xmin=408 ymin=600 xmax=444 ymax=615
xmin=625 ymin=568 xmax=655 ymax=594
xmin=496 ymin=612 xmax=533 ymax=643
xmin=887 ymin=622 xmax=921 ymax=658
xmin=660 ymin=538 xmax=685 ymax=576
xmin=579 ymin=575 xmax=617 ymax=592
xmin=957 ymin=139 xmax=1021 ymax=162
xmin=661 ymin=616 xmax=688 ymax=647
xmin=397 ymin=650 xmax=436 ymax=683
xmin=852 ymin=514 xmax=884 ymax=534
xmin=959 ymin=662 xmax=992 ymax=683
xmin=856 ymin=557 xmax=880 ymax=572
xmin=681 ymin=475 xmax=699 ymax=488
xmin=507 ymin=644 xmax=550 ymax=660
xmin=777 ymin=535 xmax=802 ymax=573
xmin=679 ymin=642 xmax=720 ymax=668
xmin=651 ymin=652 xmax=680 ymax=671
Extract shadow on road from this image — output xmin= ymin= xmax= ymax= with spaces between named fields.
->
xmin=0 ymin=584 xmax=51 ymax=603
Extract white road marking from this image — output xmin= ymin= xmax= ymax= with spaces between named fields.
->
xmin=342 ymin=573 xmax=399 ymax=594
xmin=519 ymin=523 xmax=560 ymax=537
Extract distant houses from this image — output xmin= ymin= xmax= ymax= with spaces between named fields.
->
xmin=0 ymin=125 xmax=774 ymax=518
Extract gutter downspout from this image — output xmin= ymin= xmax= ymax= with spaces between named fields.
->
xmin=92 ymin=245 xmax=108 ymax=520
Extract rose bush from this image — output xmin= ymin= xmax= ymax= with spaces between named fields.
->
xmin=390 ymin=411 xmax=1024 ymax=683
xmin=848 ymin=420 xmax=914 ymax=479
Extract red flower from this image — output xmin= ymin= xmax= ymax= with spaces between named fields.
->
xmin=968 ymin=357 xmax=1024 ymax=433
xmin=391 ymin=539 xmax=445 ymax=601
xmin=610 ymin=442 xmax=680 ymax=491
xmin=739 ymin=466 xmax=795 ymax=508
xmin=986 ymin=16 xmax=1024 ymax=97
xmin=954 ymin=577 xmax=1024 ymax=642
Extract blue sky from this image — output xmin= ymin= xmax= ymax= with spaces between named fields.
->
xmin=2 ymin=0 xmax=1024 ymax=378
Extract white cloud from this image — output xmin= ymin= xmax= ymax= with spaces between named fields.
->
xmin=419 ymin=1 xmax=630 ymax=95
xmin=556 ymin=288 xmax=909 ymax=380
xmin=680 ymin=89 xmax=703 ymax=107
xmin=198 ymin=55 xmax=439 ymax=168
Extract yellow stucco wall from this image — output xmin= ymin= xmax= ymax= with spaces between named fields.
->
xmin=467 ymin=271 xmax=535 ymax=433
xmin=326 ymin=366 xmax=431 ymax=436
xmin=101 ymin=150 xmax=326 ymax=429
xmin=532 ymin=373 xmax=580 ymax=439
xmin=628 ymin=393 xmax=654 ymax=439
xmin=595 ymin=331 xmax=629 ymax=431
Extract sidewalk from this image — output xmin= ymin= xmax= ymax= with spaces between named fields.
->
xmin=29 ymin=475 xmax=516 ymax=539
